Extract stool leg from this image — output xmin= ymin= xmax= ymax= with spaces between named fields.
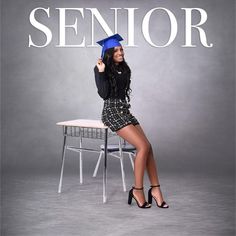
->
xmin=58 ymin=127 xmax=67 ymax=193
xmin=103 ymin=129 xmax=108 ymax=203
xmin=129 ymin=153 xmax=135 ymax=171
xmin=93 ymin=151 xmax=103 ymax=177
xmin=120 ymin=154 xmax=126 ymax=192
xmin=79 ymin=136 xmax=83 ymax=184
xmin=119 ymin=138 xmax=126 ymax=192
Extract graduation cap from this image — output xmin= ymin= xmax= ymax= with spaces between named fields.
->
xmin=96 ymin=33 xmax=124 ymax=59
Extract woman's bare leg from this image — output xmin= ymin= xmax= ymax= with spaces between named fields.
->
xmin=134 ymin=124 xmax=168 ymax=207
xmin=134 ymin=125 xmax=159 ymax=184
xmin=116 ymin=124 xmax=151 ymax=205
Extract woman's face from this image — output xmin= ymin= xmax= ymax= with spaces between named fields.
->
xmin=113 ymin=46 xmax=124 ymax=64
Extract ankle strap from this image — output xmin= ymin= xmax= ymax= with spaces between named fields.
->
xmin=150 ymin=184 xmax=160 ymax=188
xmin=132 ymin=186 xmax=144 ymax=190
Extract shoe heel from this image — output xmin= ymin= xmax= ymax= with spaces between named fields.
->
xmin=128 ymin=189 xmax=133 ymax=205
xmin=148 ymin=188 xmax=152 ymax=204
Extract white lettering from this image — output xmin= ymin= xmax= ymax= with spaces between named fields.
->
xmin=56 ymin=8 xmax=85 ymax=47
xmin=28 ymin=7 xmax=213 ymax=48
xmin=182 ymin=8 xmax=213 ymax=47
xmin=142 ymin=8 xmax=177 ymax=47
xmin=28 ymin=7 xmax=52 ymax=48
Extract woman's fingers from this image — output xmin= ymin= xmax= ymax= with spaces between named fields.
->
xmin=96 ymin=58 xmax=105 ymax=72
xmin=97 ymin=58 xmax=102 ymax=64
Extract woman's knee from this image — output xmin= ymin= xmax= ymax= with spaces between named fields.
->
xmin=136 ymin=141 xmax=151 ymax=156
xmin=116 ymin=124 xmax=151 ymax=155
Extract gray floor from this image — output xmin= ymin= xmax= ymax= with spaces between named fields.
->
xmin=2 ymin=169 xmax=235 ymax=236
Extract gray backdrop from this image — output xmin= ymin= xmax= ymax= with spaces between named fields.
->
xmin=1 ymin=0 xmax=235 ymax=176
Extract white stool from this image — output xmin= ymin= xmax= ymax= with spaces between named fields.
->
xmin=56 ymin=119 xmax=115 ymax=203
xmin=93 ymin=138 xmax=136 ymax=192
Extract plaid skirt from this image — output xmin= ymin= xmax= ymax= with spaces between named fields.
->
xmin=101 ymin=98 xmax=140 ymax=132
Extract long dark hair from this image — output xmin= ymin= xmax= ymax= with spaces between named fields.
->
xmin=102 ymin=47 xmax=132 ymax=102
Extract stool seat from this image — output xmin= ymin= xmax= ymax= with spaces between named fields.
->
xmin=56 ymin=119 xmax=107 ymax=129
xmin=100 ymin=144 xmax=136 ymax=152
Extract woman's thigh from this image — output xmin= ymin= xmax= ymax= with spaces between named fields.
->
xmin=116 ymin=124 xmax=150 ymax=151
xmin=134 ymin=124 xmax=149 ymax=142
xmin=135 ymin=124 xmax=153 ymax=154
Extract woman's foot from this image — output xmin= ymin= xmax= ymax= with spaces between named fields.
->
xmin=128 ymin=186 xmax=151 ymax=208
xmin=133 ymin=188 xmax=148 ymax=206
xmin=149 ymin=184 xmax=169 ymax=208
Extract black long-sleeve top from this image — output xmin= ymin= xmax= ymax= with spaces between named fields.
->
xmin=94 ymin=65 xmax=130 ymax=100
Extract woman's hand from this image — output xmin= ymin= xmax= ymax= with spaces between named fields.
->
xmin=96 ymin=58 xmax=105 ymax=72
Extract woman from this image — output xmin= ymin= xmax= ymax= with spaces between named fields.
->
xmin=94 ymin=34 xmax=169 ymax=209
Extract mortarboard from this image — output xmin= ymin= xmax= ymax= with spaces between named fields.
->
xmin=96 ymin=33 xmax=124 ymax=59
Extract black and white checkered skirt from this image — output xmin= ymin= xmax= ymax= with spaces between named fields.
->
xmin=101 ymin=98 xmax=140 ymax=132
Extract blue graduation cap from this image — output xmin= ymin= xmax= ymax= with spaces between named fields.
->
xmin=96 ymin=33 xmax=124 ymax=59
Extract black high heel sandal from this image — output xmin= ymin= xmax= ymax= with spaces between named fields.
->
xmin=128 ymin=186 xmax=151 ymax=208
xmin=148 ymin=184 xmax=169 ymax=208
